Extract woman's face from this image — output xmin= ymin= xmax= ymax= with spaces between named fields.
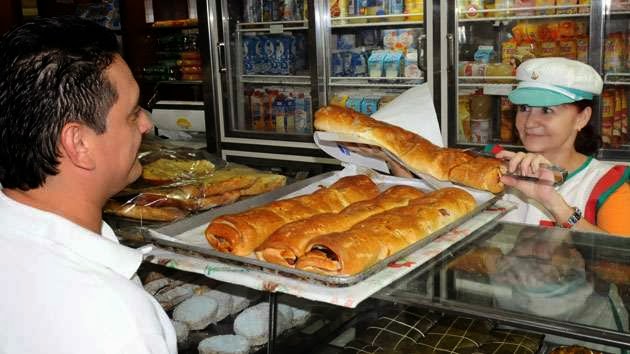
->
xmin=515 ymin=104 xmax=590 ymax=154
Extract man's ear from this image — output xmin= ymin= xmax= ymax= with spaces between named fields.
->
xmin=575 ymin=106 xmax=592 ymax=131
xmin=59 ymin=122 xmax=96 ymax=170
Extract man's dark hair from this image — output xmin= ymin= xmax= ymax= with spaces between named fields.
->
xmin=0 ymin=16 xmax=120 ymax=190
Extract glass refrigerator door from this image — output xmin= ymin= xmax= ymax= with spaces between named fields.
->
xmin=214 ymin=0 xmax=316 ymax=143
xmin=448 ymin=0 xmax=592 ymax=149
xmin=324 ymin=0 xmax=429 ymax=116
xmin=600 ymin=2 xmax=630 ymax=160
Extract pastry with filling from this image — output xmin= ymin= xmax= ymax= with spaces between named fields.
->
xmin=255 ymin=185 xmax=425 ymax=268
xmin=205 ymin=175 xmax=380 ymax=256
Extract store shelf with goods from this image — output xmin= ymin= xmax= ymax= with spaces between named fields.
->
xmin=605 ymin=73 xmax=630 ymax=86
xmin=329 ymin=76 xmax=423 ymax=88
xmin=457 ymin=5 xmax=591 ymax=23
xmin=331 ymin=14 xmax=424 ymax=28
xmin=241 ymin=74 xmax=311 ymax=86
xmin=236 ymin=20 xmax=309 ymax=33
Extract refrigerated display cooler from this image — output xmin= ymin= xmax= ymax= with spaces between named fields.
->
xmin=443 ymin=0 xmax=630 ymax=161
xmin=202 ymin=0 xmax=435 ymax=173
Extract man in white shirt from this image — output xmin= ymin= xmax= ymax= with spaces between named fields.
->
xmin=0 ymin=17 xmax=176 ymax=353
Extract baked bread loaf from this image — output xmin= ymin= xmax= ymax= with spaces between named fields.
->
xmin=448 ymin=246 xmax=504 ymax=275
xmin=233 ymin=302 xmax=292 ymax=346
xmin=314 ymin=106 xmax=505 ymax=192
xmin=142 ymin=158 xmax=215 ymax=185
xmin=592 ymin=260 xmax=630 ymax=285
xmin=205 ymin=175 xmax=380 ymax=256
xmin=103 ymin=200 xmax=188 ymax=222
xmin=255 ymin=185 xmax=425 ymax=268
xmin=448 ymin=156 xmax=506 ymax=194
xmin=172 ymin=295 xmax=219 ymax=330
xmin=296 ymin=187 xmax=476 ymax=275
xmin=549 ymin=345 xmax=603 ymax=354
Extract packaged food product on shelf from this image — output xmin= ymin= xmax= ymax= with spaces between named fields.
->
xmin=604 ymin=32 xmax=626 ymax=73
xmin=245 ymin=87 xmax=313 ymax=133
xmin=500 ymin=97 xmax=516 ymax=143
xmin=242 ymin=34 xmax=299 ymax=75
xmin=458 ymin=95 xmax=473 ymax=142
xmin=513 ymin=0 xmax=536 ymax=15
xmin=601 ymin=89 xmax=615 ymax=146
xmin=536 ymin=0 xmax=556 ymax=15
xmin=556 ymin=0 xmax=578 ymax=14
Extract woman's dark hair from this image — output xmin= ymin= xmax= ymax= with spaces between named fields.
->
xmin=0 ymin=16 xmax=120 ymax=190
xmin=572 ymin=99 xmax=602 ymax=156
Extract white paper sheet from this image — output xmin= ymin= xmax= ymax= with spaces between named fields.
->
xmin=314 ymin=84 xmax=443 ymax=175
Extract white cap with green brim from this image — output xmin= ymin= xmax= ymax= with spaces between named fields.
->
xmin=508 ymin=57 xmax=603 ymax=107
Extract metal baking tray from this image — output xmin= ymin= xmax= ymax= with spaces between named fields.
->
xmin=146 ymin=171 xmax=500 ymax=287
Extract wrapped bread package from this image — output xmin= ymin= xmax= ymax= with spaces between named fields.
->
xmin=314 ymin=106 xmax=505 ymax=193
xmin=255 ymin=185 xmax=426 ymax=268
xmin=296 ymin=187 xmax=477 ymax=275
xmin=105 ymin=163 xmax=286 ymax=222
xmin=205 ymin=175 xmax=380 ymax=256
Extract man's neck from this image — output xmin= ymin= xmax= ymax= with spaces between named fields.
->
xmin=4 ymin=187 xmax=103 ymax=234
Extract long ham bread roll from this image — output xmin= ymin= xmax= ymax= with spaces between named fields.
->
xmin=448 ymin=156 xmax=506 ymax=194
xmin=314 ymin=106 xmax=504 ymax=192
xmin=295 ymin=187 xmax=476 ymax=276
xmin=255 ymin=185 xmax=426 ymax=268
xmin=205 ymin=175 xmax=380 ymax=256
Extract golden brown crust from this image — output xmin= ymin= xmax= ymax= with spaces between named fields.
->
xmin=205 ymin=175 xmax=380 ymax=256
xmin=296 ymin=187 xmax=476 ymax=275
xmin=592 ymin=260 xmax=630 ymax=285
xmin=448 ymin=156 xmax=506 ymax=194
xmin=314 ymin=106 xmax=505 ymax=192
xmin=549 ymin=345 xmax=603 ymax=354
xmin=103 ymin=200 xmax=188 ymax=222
xmin=239 ymin=174 xmax=287 ymax=196
xmin=255 ymin=185 xmax=425 ymax=268
xmin=448 ymin=246 xmax=504 ymax=275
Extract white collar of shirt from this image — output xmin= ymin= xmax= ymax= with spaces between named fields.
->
xmin=0 ymin=190 xmax=142 ymax=279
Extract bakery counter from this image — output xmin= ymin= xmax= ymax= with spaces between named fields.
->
xmin=366 ymin=221 xmax=630 ymax=353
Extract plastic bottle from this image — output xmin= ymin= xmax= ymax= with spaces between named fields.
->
xmin=285 ymin=94 xmax=296 ymax=132
xmin=295 ymin=92 xmax=308 ymax=133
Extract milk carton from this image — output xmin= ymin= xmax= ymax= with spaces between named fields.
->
xmin=368 ymin=50 xmax=387 ymax=77
xmin=294 ymin=33 xmax=306 ymax=71
xmin=242 ymin=35 xmax=258 ymax=74
xmin=346 ymin=96 xmax=364 ymax=113
xmin=404 ymin=49 xmax=423 ymax=78
xmin=384 ymin=51 xmax=404 ymax=78
xmin=349 ymin=49 xmax=368 ymax=77
xmin=332 ymin=51 xmax=345 ymax=77
xmin=361 ymin=96 xmax=380 ymax=115
xmin=272 ymin=35 xmax=296 ymax=75
xmin=260 ymin=36 xmax=275 ymax=74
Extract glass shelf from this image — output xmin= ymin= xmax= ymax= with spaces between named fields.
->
xmin=604 ymin=73 xmax=630 ymax=86
xmin=329 ymin=76 xmax=424 ymax=88
xmin=331 ymin=14 xmax=424 ymax=28
xmin=240 ymin=74 xmax=311 ymax=86
xmin=236 ymin=20 xmax=308 ymax=33
xmin=458 ymin=4 xmax=590 ymax=23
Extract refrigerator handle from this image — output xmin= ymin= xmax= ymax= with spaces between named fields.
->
xmin=217 ymin=42 xmax=227 ymax=73
xmin=446 ymin=33 xmax=455 ymax=70
xmin=418 ymin=33 xmax=427 ymax=72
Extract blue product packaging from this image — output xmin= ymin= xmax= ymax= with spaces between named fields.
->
xmin=331 ymin=51 xmax=345 ymax=77
xmin=390 ymin=0 xmax=404 ymax=14
xmin=383 ymin=51 xmax=404 ymax=78
xmin=350 ymin=49 xmax=368 ymax=77
xmin=361 ymin=96 xmax=380 ymax=115
xmin=358 ymin=29 xmax=379 ymax=47
xmin=474 ymin=45 xmax=496 ymax=64
xmin=346 ymin=97 xmax=364 ymax=113
xmin=273 ymin=35 xmax=296 ymax=75
xmin=242 ymin=35 xmax=258 ymax=74
xmin=254 ymin=36 xmax=267 ymax=74
xmin=337 ymin=34 xmax=356 ymax=50
xmin=260 ymin=36 xmax=275 ymax=74
xmin=367 ymin=50 xmax=387 ymax=77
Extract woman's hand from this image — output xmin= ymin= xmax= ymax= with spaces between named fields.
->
xmin=496 ymin=150 xmax=560 ymax=205
xmin=344 ymin=143 xmax=413 ymax=178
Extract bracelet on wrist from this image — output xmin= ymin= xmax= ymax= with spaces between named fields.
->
xmin=560 ymin=206 xmax=582 ymax=229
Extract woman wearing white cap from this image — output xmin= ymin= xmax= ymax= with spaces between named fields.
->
xmin=495 ymin=57 xmax=630 ymax=236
